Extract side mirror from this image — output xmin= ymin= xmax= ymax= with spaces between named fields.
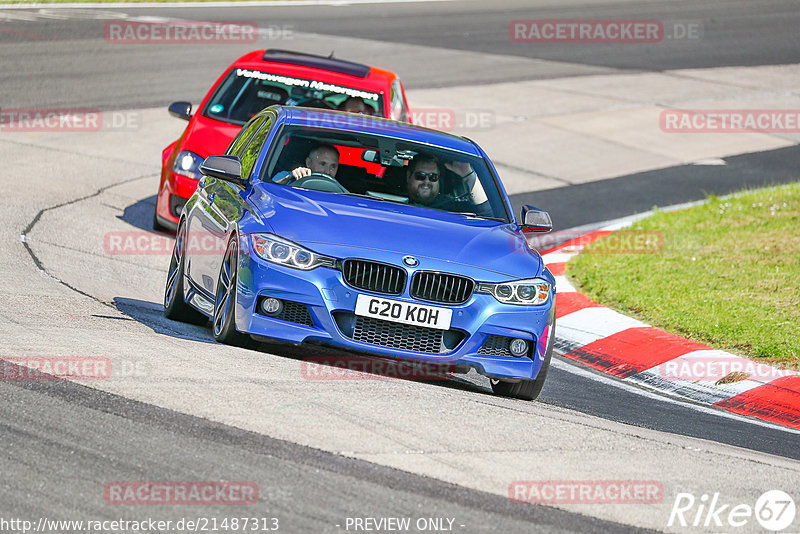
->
xmin=168 ymin=101 xmax=192 ymax=121
xmin=199 ymin=155 xmax=245 ymax=187
xmin=520 ymin=205 xmax=553 ymax=233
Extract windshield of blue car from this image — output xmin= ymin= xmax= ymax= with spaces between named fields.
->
xmin=261 ymin=130 xmax=512 ymax=223
xmin=202 ymin=69 xmax=384 ymax=125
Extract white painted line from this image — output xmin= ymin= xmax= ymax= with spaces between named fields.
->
xmin=640 ymin=349 xmax=798 ymax=385
xmin=627 ymin=349 xmax=797 ymax=404
xmin=556 ymin=307 xmax=649 ymax=347
xmin=551 ymin=357 xmax=800 ymax=435
xmin=128 ymin=15 xmax=174 ymax=22
xmin=629 ymin=370 xmax=764 ymax=405
xmin=553 ymin=275 xmax=576 ymax=294
xmin=691 ymin=158 xmax=727 ymax=166
xmin=551 ymin=199 xmax=709 ymax=236
xmin=541 ymin=251 xmax=579 ymax=264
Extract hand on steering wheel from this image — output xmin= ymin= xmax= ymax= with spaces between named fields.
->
xmin=291 ymin=167 xmax=335 ymax=181
xmin=291 ymin=171 xmax=348 ymax=194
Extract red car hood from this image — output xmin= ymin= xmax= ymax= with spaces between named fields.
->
xmin=181 ymin=115 xmax=243 ymax=158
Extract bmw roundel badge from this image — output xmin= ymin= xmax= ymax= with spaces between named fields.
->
xmin=403 ymin=256 xmax=419 ymax=267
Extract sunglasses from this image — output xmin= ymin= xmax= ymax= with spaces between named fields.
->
xmin=413 ymin=171 xmax=439 ymax=182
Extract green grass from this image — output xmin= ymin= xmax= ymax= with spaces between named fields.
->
xmin=567 ymin=182 xmax=800 ymax=367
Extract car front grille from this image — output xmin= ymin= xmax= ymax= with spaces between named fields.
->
xmin=342 ymin=259 xmax=406 ymax=296
xmin=410 ymin=271 xmax=474 ymax=305
xmin=332 ymin=312 xmax=465 ymax=354
xmin=353 ymin=316 xmax=443 ymax=353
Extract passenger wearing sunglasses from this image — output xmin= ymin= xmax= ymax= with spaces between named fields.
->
xmin=406 ymin=154 xmax=491 ymax=217
xmin=406 ymin=154 xmax=443 ymax=206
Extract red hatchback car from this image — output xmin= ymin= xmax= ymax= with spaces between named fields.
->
xmin=154 ymin=48 xmax=412 ymax=231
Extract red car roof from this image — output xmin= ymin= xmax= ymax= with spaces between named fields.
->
xmin=230 ymin=49 xmax=398 ymax=95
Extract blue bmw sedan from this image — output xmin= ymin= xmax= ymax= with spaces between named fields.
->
xmin=164 ymin=106 xmax=556 ymax=400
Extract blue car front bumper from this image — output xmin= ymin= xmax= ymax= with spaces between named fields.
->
xmin=234 ymin=251 xmax=555 ymax=381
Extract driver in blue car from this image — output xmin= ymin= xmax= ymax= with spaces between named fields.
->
xmin=405 ymin=154 xmax=492 ymax=217
xmin=274 ymin=143 xmax=340 ymax=184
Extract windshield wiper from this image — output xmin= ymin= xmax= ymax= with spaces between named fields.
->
xmin=341 ymin=193 xmax=390 ymax=202
xmin=459 ymin=212 xmax=506 ymax=222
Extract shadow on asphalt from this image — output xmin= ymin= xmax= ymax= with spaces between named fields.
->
xmin=117 ymin=194 xmax=172 ymax=234
xmin=111 ymin=296 xmax=491 ymax=396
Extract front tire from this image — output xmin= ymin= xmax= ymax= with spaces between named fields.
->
xmin=490 ymin=323 xmax=554 ymax=401
xmin=212 ymin=237 xmax=251 ymax=347
xmin=164 ymin=221 xmax=207 ymax=325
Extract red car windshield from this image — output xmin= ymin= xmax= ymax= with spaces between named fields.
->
xmin=203 ymin=68 xmax=385 ymax=125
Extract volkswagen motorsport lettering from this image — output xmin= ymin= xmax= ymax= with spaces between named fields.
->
xmin=235 ymin=69 xmax=380 ymax=100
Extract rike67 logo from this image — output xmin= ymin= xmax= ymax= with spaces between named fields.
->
xmin=668 ymin=490 xmax=796 ymax=531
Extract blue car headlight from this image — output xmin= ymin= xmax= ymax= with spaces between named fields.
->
xmin=476 ymin=278 xmax=551 ymax=306
xmin=251 ymin=234 xmax=336 ymax=270
xmin=172 ymin=150 xmax=204 ymax=179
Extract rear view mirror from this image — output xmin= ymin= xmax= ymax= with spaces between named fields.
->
xmin=168 ymin=101 xmax=192 ymax=121
xmin=199 ymin=155 xmax=245 ymax=187
xmin=361 ymin=149 xmax=379 ymax=163
xmin=520 ymin=205 xmax=553 ymax=233
xmin=361 ymin=148 xmax=412 ymax=167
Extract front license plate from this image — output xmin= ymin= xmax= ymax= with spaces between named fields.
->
xmin=354 ymin=295 xmax=452 ymax=330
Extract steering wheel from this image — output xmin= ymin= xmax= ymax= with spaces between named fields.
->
xmin=291 ymin=172 xmax=349 ymax=194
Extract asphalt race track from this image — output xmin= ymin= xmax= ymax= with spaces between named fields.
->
xmin=1 ymin=1 xmax=799 ymax=532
